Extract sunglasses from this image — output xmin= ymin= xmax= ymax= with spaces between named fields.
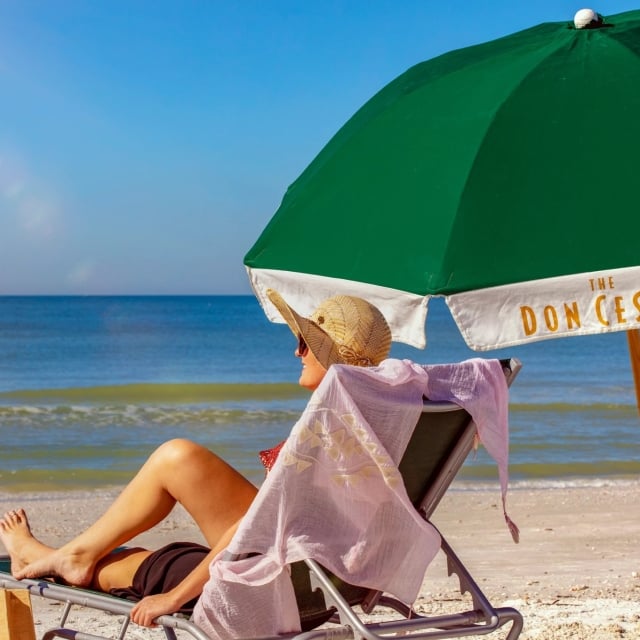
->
xmin=297 ymin=333 xmax=309 ymax=356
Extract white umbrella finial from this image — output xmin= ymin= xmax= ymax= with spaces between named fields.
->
xmin=574 ymin=8 xmax=600 ymax=29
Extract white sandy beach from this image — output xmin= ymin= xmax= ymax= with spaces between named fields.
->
xmin=2 ymin=480 xmax=639 ymax=639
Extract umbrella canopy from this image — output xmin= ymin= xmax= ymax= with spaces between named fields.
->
xmin=245 ymin=8 xmax=640 ymax=352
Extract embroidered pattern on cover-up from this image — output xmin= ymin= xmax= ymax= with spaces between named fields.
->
xmin=281 ymin=407 xmax=401 ymax=489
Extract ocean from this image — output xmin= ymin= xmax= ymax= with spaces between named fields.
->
xmin=0 ymin=295 xmax=638 ymax=492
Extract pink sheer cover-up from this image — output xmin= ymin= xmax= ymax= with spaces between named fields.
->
xmin=193 ymin=358 xmax=515 ymax=639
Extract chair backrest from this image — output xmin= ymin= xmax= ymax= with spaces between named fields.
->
xmin=294 ymin=358 xmax=522 ymax=629
xmin=398 ymin=402 xmax=472 ymax=509
xmin=403 ymin=358 xmax=521 ymax=519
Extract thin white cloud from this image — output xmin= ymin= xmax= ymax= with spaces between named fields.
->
xmin=66 ymin=260 xmax=96 ymax=287
xmin=0 ymin=150 xmax=62 ymax=242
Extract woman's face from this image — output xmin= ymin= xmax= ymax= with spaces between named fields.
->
xmin=296 ymin=336 xmax=327 ymax=390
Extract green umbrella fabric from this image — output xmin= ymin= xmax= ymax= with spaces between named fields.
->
xmin=245 ymin=9 xmax=640 ymax=351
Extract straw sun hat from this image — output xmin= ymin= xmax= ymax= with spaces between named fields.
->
xmin=266 ymin=288 xmax=392 ymax=369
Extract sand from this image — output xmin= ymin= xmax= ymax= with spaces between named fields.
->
xmin=1 ymin=480 xmax=639 ymax=639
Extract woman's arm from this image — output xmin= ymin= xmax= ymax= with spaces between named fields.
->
xmin=130 ymin=519 xmax=242 ymax=627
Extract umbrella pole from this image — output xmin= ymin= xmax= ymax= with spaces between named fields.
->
xmin=627 ymin=329 xmax=640 ymax=415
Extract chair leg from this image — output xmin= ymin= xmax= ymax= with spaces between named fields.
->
xmin=495 ymin=607 xmax=524 ymax=640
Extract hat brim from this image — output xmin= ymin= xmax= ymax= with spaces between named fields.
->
xmin=266 ymin=289 xmax=341 ymax=369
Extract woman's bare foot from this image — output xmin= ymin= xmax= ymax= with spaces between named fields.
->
xmin=15 ymin=543 xmax=98 ymax=587
xmin=0 ymin=509 xmax=54 ymax=575
xmin=0 ymin=508 xmax=97 ymax=586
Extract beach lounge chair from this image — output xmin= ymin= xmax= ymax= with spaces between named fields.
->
xmin=0 ymin=358 xmax=523 ymax=640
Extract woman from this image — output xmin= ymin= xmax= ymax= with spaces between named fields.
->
xmin=0 ymin=289 xmax=392 ymax=627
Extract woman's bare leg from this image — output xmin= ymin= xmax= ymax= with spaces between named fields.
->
xmin=0 ymin=508 xmax=152 ymax=590
xmin=91 ymin=547 xmax=154 ymax=591
xmin=14 ymin=439 xmax=258 ymax=586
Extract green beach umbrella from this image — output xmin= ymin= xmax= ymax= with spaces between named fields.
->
xmin=245 ymin=8 xmax=640 ymax=369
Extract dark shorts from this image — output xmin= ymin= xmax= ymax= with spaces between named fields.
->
xmin=109 ymin=541 xmax=210 ymax=614
xmin=107 ymin=542 xmax=349 ymax=631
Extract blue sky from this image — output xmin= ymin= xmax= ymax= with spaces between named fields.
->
xmin=1 ymin=1 xmax=637 ymax=295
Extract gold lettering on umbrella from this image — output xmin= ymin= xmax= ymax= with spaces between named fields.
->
xmin=595 ymin=294 xmax=608 ymax=326
xmin=519 ymin=287 xmax=640 ymax=337
xmin=520 ymin=301 xmax=581 ymax=336
xmin=614 ymin=296 xmax=627 ymax=324
xmin=589 ymin=276 xmax=616 ymax=291
xmin=564 ymin=302 xmax=581 ymax=329
xmin=520 ymin=306 xmax=537 ymax=335
xmin=543 ymin=306 xmax=559 ymax=331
